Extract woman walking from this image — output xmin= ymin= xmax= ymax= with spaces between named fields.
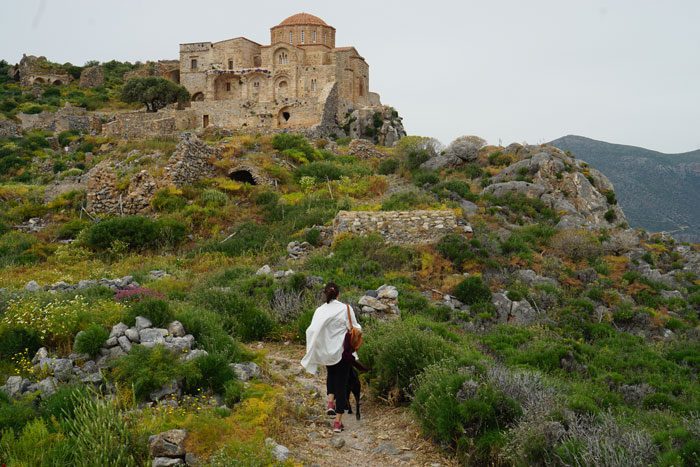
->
xmin=301 ymin=283 xmax=363 ymax=433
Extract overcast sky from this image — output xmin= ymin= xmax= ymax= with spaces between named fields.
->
xmin=2 ymin=0 xmax=699 ymax=153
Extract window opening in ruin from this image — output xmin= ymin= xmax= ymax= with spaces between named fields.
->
xmin=53 ymin=80 xmax=63 ymax=86
xmin=313 ymin=31 xmax=317 ymax=43
xmin=191 ymin=92 xmax=204 ymax=102
xmin=228 ymin=59 xmax=233 ymax=70
xmin=226 ymin=82 xmax=231 ymax=92
xmin=289 ymin=31 xmax=293 ymax=44
xmin=254 ymin=55 xmax=261 ymax=67
xmin=229 ymin=170 xmax=257 ymax=185
xmin=282 ymin=112 xmax=290 ymax=121
xmin=203 ymin=115 xmax=209 ymax=127
xmin=301 ymin=31 xmax=305 ymax=43
xmin=191 ymin=58 xmax=198 ymax=70
xmin=253 ymin=81 xmax=260 ymax=88
xmin=359 ymin=81 xmax=364 ymax=97
xmin=311 ymin=78 xmax=317 ymax=91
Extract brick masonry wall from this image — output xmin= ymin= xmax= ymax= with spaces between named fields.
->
xmin=333 ymin=210 xmax=465 ymax=244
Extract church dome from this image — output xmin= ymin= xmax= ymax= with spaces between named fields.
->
xmin=277 ymin=13 xmax=328 ymax=27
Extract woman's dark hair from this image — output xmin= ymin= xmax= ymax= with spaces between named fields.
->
xmin=324 ymin=282 xmax=339 ymax=304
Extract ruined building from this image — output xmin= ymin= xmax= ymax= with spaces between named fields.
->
xmin=177 ymin=13 xmax=402 ymax=141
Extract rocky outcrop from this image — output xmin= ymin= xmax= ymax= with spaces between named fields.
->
xmin=356 ymin=285 xmax=400 ymax=320
xmin=333 ymin=210 xmax=469 ymax=245
xmin=79 ymin=65 xmax=105 ymax=88
xmin=341 ymin=106 xmax=406 ymax=147
xmin=482 ymin=146 xmax=627 ymax=230
xmin=348 ymin=139 xmax=386 ymax=159
xmin=421 ymin=135 xmax=486 ymax=170
xmin=0 ymin=119 xmax=21 ymax=138
xmin=491 ymin=292 xmax=539 ymax=325
xmin=149 ymin=429 xmax=189 ymax=466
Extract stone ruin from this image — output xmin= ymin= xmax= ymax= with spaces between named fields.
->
xmin=9 ymin=54 xmax=72 ymax=87
xmin=86 ymin=161 xmax=157 ymax=215
xmin=164 ymin=133 xmax=220 ymax=187
xmin=79 ymin=65 xmax=105 ymax=88
xmin=333 ymin=210 xmax=470 ymax=245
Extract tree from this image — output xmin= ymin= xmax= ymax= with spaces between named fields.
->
xmin=120 ymin=77 xmax=190 ymax=112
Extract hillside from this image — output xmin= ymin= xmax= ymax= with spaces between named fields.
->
xmin=550 ymin=135 xmax=700 ymax=242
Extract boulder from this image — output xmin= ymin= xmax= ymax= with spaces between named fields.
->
xmin=135 ymin=316 xmax=153 ymax=331
xmin=32 ymin=347 xmax=48 ymax=364
xmin=37 ymin=377 xmax=58 ymax=397
xmin=118 ymin=335 xmax=132 ymax=353
xmin=165 ymin=335 xmax=194 ymax=353
xmin=149 ymin=380 xmax=181 ymax=402
xmin=25 ymin=280 xmax=42 ymax=292
xmin=167 ymin=321 xmax=186 ymax=338
xmin=515 ymin=269 xmax=558 ymax=288
xmin=140 ymin=328 xmax=166 ymax=348
xmin=104 ymin=336 xmax=118 ymax=348
xmin=125 ymin=327 xmax=140 ymax=343
xmin=152 ymin=458 xmax=184 ymax=467
xmin=1 ymin=376 xmax=30 ymax=397
xmin=492 ymin=293 xmax=512 ymax=323
xmin=377 ymin=284 xmax=399 ymax=299
xmin=482 ymin=181 xmax=547 ymax=199
xmin=183 ymin=349 xmax=208 ymax=362
xmin=149 ymin=429 xmax=188 ymax=457
xmin=231 ymin=362 xmax=261 ymax=382
xmin=256 ymin=265 xmax=272 ymax=275
xmin=265 ymin=438 xmax=290 ymax=462
xmin=109 ymin=322 xmax=129 ymax=338
xmin=358 ymin=295 xmax=389 ymax=311
xmin=510 ymin=300 xmax=537 ymax=325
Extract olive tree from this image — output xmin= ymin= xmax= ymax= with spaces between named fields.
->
xmin=121 ymin=77 xmax=190 ymax=112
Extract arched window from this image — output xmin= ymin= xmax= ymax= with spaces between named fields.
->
xmin=277 ymin=51 xmax=288 ymax=65
xmin=311 ymin=78 xmax=317 ymax=92
xmin=312 ymin=31 xmax=317 ymax=43
xmin=228 ymin=59 xmax=233 ymax=70
xmin=289 ymin=31 xmax=293 ymax=44
xmin=301 ymin=31 xmax=305 ymax=44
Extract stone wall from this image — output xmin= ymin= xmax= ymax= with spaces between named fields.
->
xmin=18 ymin=105 xmax=102 ymax=134
xmin=333 ymin=210 xmax=465 ymax=244
xmin=79 ymin=65 xmax=104 ymax=88
xmin=86 ymin=161 xmax=157 ymax=215
xmin=101 ymin=109 xmax=197 ymax=139
xmin=164 ymin=133 xmax=219 ymax=186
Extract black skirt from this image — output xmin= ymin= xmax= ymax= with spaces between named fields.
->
xmin=326 ymin=358 xmax=351 ymax=413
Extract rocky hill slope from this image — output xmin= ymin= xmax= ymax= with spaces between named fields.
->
xmin=550 ymin=135 xmax=700 ymax=242
xmin=0 ymin=125 xmax=698 ymax=466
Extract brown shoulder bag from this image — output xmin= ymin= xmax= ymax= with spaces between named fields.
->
xmin=346 ymin=304 xmax=363 ymax=351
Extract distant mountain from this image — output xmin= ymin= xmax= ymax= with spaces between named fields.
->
xmin=549 ymin=135 xmax=700 ymax=243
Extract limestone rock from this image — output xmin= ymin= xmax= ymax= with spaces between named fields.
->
xmin=150 ymin=380 xmax=181 ymax=402
xmin=149 ymin=429 xmax=188 ymax=457
xmin=482 ymin=181 xmax=547 ymax=199
xmin=167 ymin=321 xmax=186 ymax=338
xmin=152 ymin=458 xmax=184 ymax=467
xmin=330 ymin=437 xmax=346 ymax=449
xmin=358 ymin=295 xmax=388 ymax=311
xmin=183 ymin=349 xmax=209 ymax=362
xmin=37 ymin=377 xmax=58 ymax=397
xmin=265 ymin=438 xmax=290 ymax=462
xmin=231 ymin=362 xmax=261 ymax=382
xmin=25 ymin=280 xmax=42 ymax=292
xmin=377 ymin=284 xmax=399 ymax=299
xmin=515 ymin=269 xmax=558 ymax=288
xmin=118 ymin=335 xmax=132 ymax=353
xmin=125 ymin=327 xmax=140 ymax=343
xmin=140 ymin=328 xmax=166 ymax=348
xmin=109 ymin=322 xmax=129 ymax=338
xmin=135 ymin=316 xmax=153 ymax=331
xmin=256 ymin=265 xmax=272 ymax=275
xmin=348 ymin=139 xmax=385 ymax=159
xmin=2 ymin=376 xmax=30 ymax=398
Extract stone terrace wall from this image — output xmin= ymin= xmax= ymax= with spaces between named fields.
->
xmin=333 ymin=210 xmax=463 ymax=245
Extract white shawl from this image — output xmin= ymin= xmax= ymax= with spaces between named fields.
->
xmin=300 ymin=300 xmax=361 ymax=375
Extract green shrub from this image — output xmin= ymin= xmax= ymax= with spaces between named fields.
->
xmin=0 ymin=398 xmax=37 ymax=433
xmin=40 ymin=385 xmax=90 ymax=421
xmin=223 ymin=379 xmax=245 ymax=406
xmin=0 ymin=326 xmax=41 ymax=359
xmin=432 ymin=180 xmax=472 ymax=200
xmin=604 ymin=209 xmax=616 ymax=222
xmin=121 ymin=76 xmax=189 ymax=112
xmin=83 ymin=216 xmax=187 ymax=251
xmin=464 ymin=163 xmax=484 ymax=179
xmin=487 ymin=151 xmax=513 ymax=166
xmin=124 ymin=298 xmax=173 ymax=328
xmin=293 ymin=307 xmax=315 ymax=342
xmin=453 ymin=276 xmax=492 ymax=305
xmin=184 ymin=353 xmax=235 ymax=393
xmin=111 ymin=345 xmax=196 ymax=401
xmin=56 ymin=218 xmax=90 ymax=240
xmin=413 ymin=170 xmax=440 ymax=186
xmin=295 ymin=161 xmax=345 ymax=181
xmin=151 ymin=188 xmax=187 ymax=212
xmin=196 ymin=289 xmax=275 ymax=342
xmin=62 ymin=391 xmax=142 ymax=465
xmin=253 ymin=190 xmax=279 ymax=206
xmin=437 ymin=234 xmax=475 ymax=270
xmin=73 ymin=324 xmax=109 ymax=357
xmin=0 ymin=231 xmax=42 ymax=267
xmin=381 ymin=191 xmax=436 ymax=211
xmin=176 ymin=307 xmax=244 ymax=362
xmin=272 ymin=133 xmax=316 ymax=161
xmin=204 ymin=222 xmax=276 ymax=257
xmin=359 ymin=319 xmax=454 ymax=400
xmin=200 ymin=189 xmax=228 ymax=207
xmin=405 ymin=149 xmax=430 ymax=170
xmin=378 ymin=158 xmax=400 ymax=175
xmin=305 ymin=227 xmax=322 ymax=246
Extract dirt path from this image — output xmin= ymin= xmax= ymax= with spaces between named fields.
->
xmin=258 ymin=342 xmax=458 ymax=467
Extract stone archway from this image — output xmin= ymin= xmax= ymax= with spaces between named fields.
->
xmin=53 ymin=79 xmax=63 ymax=86
xmin=33 ymin=77 xmax=45 ymax=85
xmin=191 ymin=92 xmax=204 ymax=102
xmin=229 ymin=169 xmax=257 ymax=185
xmin=278 ymin=107 xmax=292 ymax=127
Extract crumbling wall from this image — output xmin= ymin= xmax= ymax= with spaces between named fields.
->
xmin=86 ymin=161 xmax=157 ymax=215
xmin=333 ymin=210 xmax=465 ymax=244
xmin=17 ymin=105 xmax=102 ymax=134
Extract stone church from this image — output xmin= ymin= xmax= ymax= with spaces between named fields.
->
xmin=178 ymin=13 xmax=384 ymax=132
